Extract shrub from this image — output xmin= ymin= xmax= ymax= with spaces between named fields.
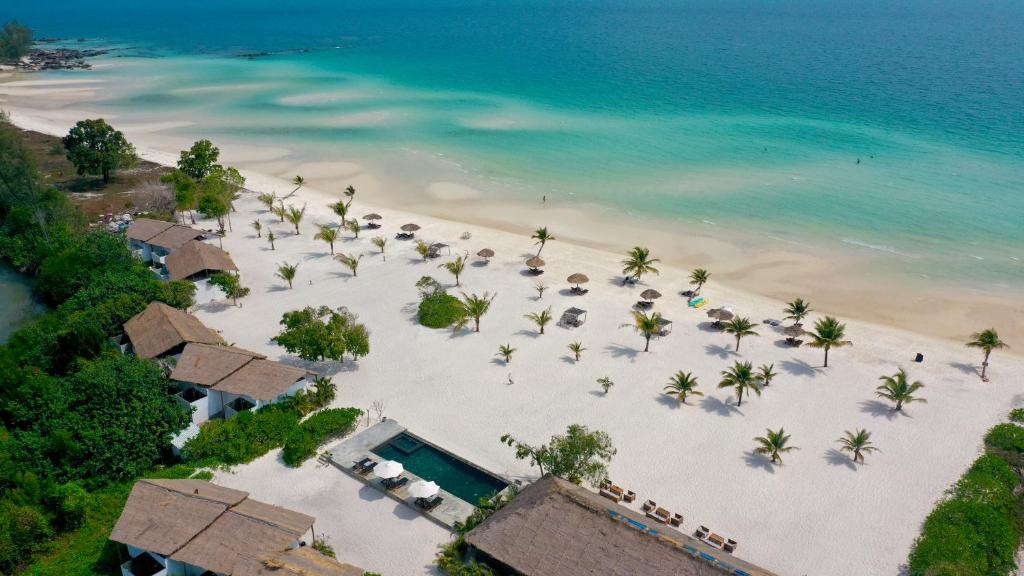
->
xmin=51 ymin=483 xmax=91 ymax=531
xmin=418 ymin=291 xmax=465 ymax=329
xmin=908 ymin=499 xmax=1017 ymax=576
xmin=1008 ymin=408 xmax=1024 ymax=424
xmin=984 ymin=423 xmax=1024 ymax=457
xmin=281 ymin=408 xmax=361 ymax=467
xmin=182 ymin=406 xmax=300 ymax=466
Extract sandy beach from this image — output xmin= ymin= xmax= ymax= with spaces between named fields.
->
xmin=3 ymin=73 xmax=1024 ymax=575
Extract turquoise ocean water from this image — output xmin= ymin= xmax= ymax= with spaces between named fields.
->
xmin=10 ymin=0 xmax=1024 ymax=289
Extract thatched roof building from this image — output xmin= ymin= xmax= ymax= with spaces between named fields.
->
xmin=126 ymin=218 xmax=206 ymax=250
xmin=123 ymin=302 xmax=222 ymax=358
xmin=211 ymin=358 xmax=311 ymax=402
xmin=169 ymin=343 xmax=265 ymax=387
xmin=165 ymin=239 xmax=238 ymax=281
xmin=464 ymin=475 xmax=777 ymax=576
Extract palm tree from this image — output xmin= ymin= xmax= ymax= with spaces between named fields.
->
xmin=966 ymin=328 xmax=1008 ymax=381
xmin=597 ymin=376 xmax=614 ymax=395
xmin=372 ymin=236 xmax=387 ymax=261
xmin=689 ymin=268 xmax=710 ymax=293
xmin=497 ymin=343 xmax=515 ymax=363
xmin=525 ymin=307 xmax=553 ymax=335
xmin=267 ymin=231 xmax=276 ymax=251
xmin=257 ymin=192 xmax=276 ymax=212
xmin=415 ymin=240 xmax=431 ymax=261
xmin=285 ymin=204 xmax=306 ymax=234
xmin=343 ymin=184 xmax=356 ymax=207
xmin=314 ymin=224 xmax=339 ymax=254
xmin=286 ymin=174 xmax=304 ymax=197
xmin=275 ymin=261 xmax=299 ymax=289
xmin=757 ymin=363 xmax=777 ymax=387
xmin=754 ymin=428 xmax=797 ymax=465
xmin=272 ymin=201 xmax=286 ymax=223
xmin=251 ymin=220 xmax=262 ymax=238
xmin=347 ymin=219 xmax=360 ymax=238
xmin=568 ymin=341 xmax=585 ymax=361
xmin=783 ymin=298 xmax=812 ymax=325
xmin=330 ymin=200 xmax=349 ymax=226
xmin=875 ymin=368 xmax=926 ymax=411
xmin=718 ymin=360 xmax=761 ymax=406
xmin=531 ymin=226 xmax=555 ymax=256
xmin=626 ymin=310 xmax=662 ymax=352
xmin=461 ymin=292 xmax=496 ymax=332
xmin=663 ymin=371 xmax=703 ymax=404
xmin=621 ymin=246 xmax=660 ymax=284
xmin=336 ymin=253 xmax=362 ymax=277
xmin=534 ymin=282 xmax=548 ymax=300
xmin=837 ymin=429 xmax=879 ymax=464
xmin=723 ymin=316 xmax=759 ymax=352
xmin=440 ymin=254 xmax=467 ymax=286
xmin=809 ymin=316 xmax=852 ymax=367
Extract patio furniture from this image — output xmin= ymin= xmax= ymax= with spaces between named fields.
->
xmin=570 ymin=287 xmax=590 ymax=295
xmin=598 ymin=484 xmax=624 ymax=502
xmin=427 ymin=243 xmax=450 ymax=258
xmin=417 ymin=496 xmax=444 ymax=511
xmin=351 ymin=457 xmax=372 ymax=471
xmin=358 ymin=461 xmax=378 ymax=475
xmin=635 ymin=300 xmax=653 ymax=309
xmin=706 ymin=533 xmax=726 ymax=549
xmin=558 ymin=307 xmax=587 ymax=328
xmin=395 ymin=232 xmax=414 ymax=240
xmin=763 ymin=318 xmax=781 ymax=326
xmin=656 ymin=317 xmax=673 ymax=336
xmin=670 ymin=512 xmax=683 ymax=527
xmin=914 ymin=352 xmax=924 ymax=363
xmin=624 ymin=490 xmax=637 ymax=503
xmin=646 ymin=507 xmax=671 ymax=524
xmin=695 ymin=525 xmax=710 ymax=538
xmin=642 ymin=500 xmax=657 ymax=513
xmin=525 ymin=256 xmax=545 ymax=275
xmin=383 ymin=476 xmax=409 ymax=491
xmin=724 ymin=538 xmax=738 ymax=553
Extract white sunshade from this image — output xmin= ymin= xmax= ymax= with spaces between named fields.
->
xmin=376 ymin=460 xmax=404 ymax=479
xmin=409 ymin=480 xmax=440 ymax=499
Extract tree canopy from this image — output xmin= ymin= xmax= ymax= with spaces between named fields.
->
xmin=0 ymin=21 xmax=32 ymax=62
xmin=62 ymin=119 xmax=138 ymax=183
xmin=501 ymin=424 xmax=616 ymax=485
xmin=272 ymin=306 xmax=370 ymax=362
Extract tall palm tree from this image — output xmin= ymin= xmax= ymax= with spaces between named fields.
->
xmin=257 ymin=192 xmax=276 ymax=212
xmin=372 ymin=236 xmax=387 ymax=261
xmin=876 ymin=368 xmax=926 ymax=411
xmin=664 ymin=371 xmax=703 ymax=404
xmin=723 ymin=316 xmax=759 ymax=352
xmin=251 ymin=220 xmax=262 ymax=238
xmin=621 ymin=246 xmax=660 ymax=284
xmin=344 ymin=184 xmax=356 ymax=207
xmin=626 ymin=310 xmax=662 ymax=352
xmin=966 ymin=328 xmax=1008 ymax=381
xmin=285 ymin=204 xmax=306 ymax=234
xmin=784 ymin=298 xmax=812 ymax=325
xmin=718 ymin=360 xmax=761 ymax=406
xmin=837 ymin=428 xmax=879 ymax=464
xmin=525 ymin=307 xmax=553 ymax=335
xmin=531 ymin=227 xmax=555 ymax=256
xmin=275 ymin=261 xmax=299 ymax=289
xmin=757 ymin=363 xmax=778 ymax=387
xmin=496 ymin=343 xmax=516 ymax=363
xmin=267 ymin=231 xmax=276 ymax=251
xmin=754 ymin=428 xmax=797 ymax=465
xmin=415 ymin=240 xmax=431 ymax=261
xmin=330 ymin=200 xmax=349 ymax=226
xmin=440 ymin=254 xmax=467 ymax=286
xmin=568 ymin=341 xmax=585 ymax=362
xmin=809 ymin=316 xmax=852 ymax=367
xmin=336 ymin=253 xmax=362 ymax=277
xmin=289 ymin=174 xmax=304 ymax=197
xmin=272 ymin=200 xmax=286 ymax=223
xmin=689 ymin=268 xmax=710 ymax=293
xmin=347 ymin=219 xmax=361 ymax=238
xmin=461 ymin=292 xmax=496 ymax=332
xmin=314 ymin=224 xmax=339 ymax=254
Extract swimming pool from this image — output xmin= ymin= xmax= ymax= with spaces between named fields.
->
xmin=372 ymin=433 xmax=508 ymax=505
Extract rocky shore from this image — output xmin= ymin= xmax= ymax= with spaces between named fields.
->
xmin=6 ymin=46 xmax=109 ymax=71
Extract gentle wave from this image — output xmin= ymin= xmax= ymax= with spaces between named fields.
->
xmin=841 ymin=238 xmax=914 ymax=258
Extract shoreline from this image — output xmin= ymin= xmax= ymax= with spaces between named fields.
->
xmin=0 ymin=67 xmax=1021 ymax=347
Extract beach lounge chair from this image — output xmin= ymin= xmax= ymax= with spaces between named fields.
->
xmin=395 ymin=232 xmax=413 ymax=240
xmin=598 ymin=485 xmax=623 ymax=502
xmin=418 ymin=495 xmax=444 ymax=511
xmin=383 ymin=476 xmax=409 ymax=491
xmin=724 ymin=538 xmax=738 ymax=553
xmin=695 ymin=525 xmax=710 ymax=539
xmin=707 ymin=533 xmax=726 ymax=549
xmin=624 ymin=490 xmax=637 ymax=503
xmin=358 ymin=461 xmax=378 ymax=475
xmin=351 ymin=457 xmax=372 ymax=471
xmin=670 ymin=512 xmax=684 ymax=527
xmin=642 ymin=500 xmax=657 ymax=513
xmin=646 ymin=507 xmax=671 ymax=524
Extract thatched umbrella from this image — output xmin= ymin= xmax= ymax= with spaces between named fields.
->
xmin=477 ymin=248 xmax=495 ymax=262
xmin=363 ymin=213 xmax=382 ymax=229
xmin=706 ymin=307 xmax=734 ymax=327
xmin=400 ymin=223 xmax=420 ymax=232
xmin=525 ymin=256 xmax=545 ymax=274
xmin=640 ymin=288 xmax=662 ymax=301
xmin=783 ymin=323 xmax=809 ymax=344
xmin=567 ymin=273 xmax=589 ymax=290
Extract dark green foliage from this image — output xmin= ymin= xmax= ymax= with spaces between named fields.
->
xmin=418 ymin=290 xmax=466 ymax=329
xmin=0 ymin=21 xmax=32 ymax=62
xmin=36 ymin=232 xmax=138 ymax=306
xmin=176 ymin=139 xmax=221 ymax=181
xmin=0 ymin=501 xmax=52 ymax=574
xmin=985 ymin=423 xmax=1024 ymax=458
xmin=62 ymin=119 xmax=138 ymax=183
xmin=281 ymin=408 xmax=362 ymax=467
xmin=500 ymin=425 xmax=616 ymax=485
xmin=181 ymin=406 xmax=300 ymax=466
xmin=209 ymin=271 xmax=249 ymax=304
xmin=312 ymin=538 xmax=336 ymax=558
xmin=1009 ymin=408 xmax=1024 ymax=424
xmin=49 ymin=482 xmax=90 ymax=532
xmin=272 ymin=306 xmax=369 ymax=362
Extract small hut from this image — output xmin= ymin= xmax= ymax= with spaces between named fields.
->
xmin=567 ymin=273 xmax=590 ymax=294
xmin=525 ymin=256 xmax=545 ymax=275
xmin=477 ymin=248 xmax=495 ymax=263
xmin=559 ymin=307 xmax=587 ymax=328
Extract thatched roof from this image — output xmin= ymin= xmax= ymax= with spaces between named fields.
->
xmin=212 ymin=359 xmax=310 ymax=402
xmin=641 ymin=289 xmax=663 ymax=300
xmin=111 ymin=480 xmax=354 ymax=576
xmin=363 ymin=213 xmax=382 ymax=220
xmin=126 ymin=218 xmax=174 ymax=242
xmin=165 ymin=240 xmax=238 ymax=281
xmin=400 ymin=223 xmax=421 ymax=232
xmin=170 ymin=343 xmax=264 ymax=387
xmin=567 ymin=273 xmax=589 ymax=284
xmin=147 ymin=224 xmax=206 ymax=251
xmin=477 ymin=248 xmax=495 ymax=258
xmin=123 ymin=302 xmax=223 ymax=359
xmin=526 ymin=256 xmax=545 ymax=268
xmin=465 ymin=475 xmax=776 ymax=576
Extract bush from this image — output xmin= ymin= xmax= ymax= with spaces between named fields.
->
xmin=1008 ymin=408 xmax=1024 ymax=424
xmin=51 ymin=483 xmax=91 ymax=531
xmin=182 ymin=406 xmax=300 ymax=466
xmin=419 ymin=291 xmax=465 ymax=329
xmin=281 ymin=408 xmax=361 ymax=467
xmin=908 ymin=499 xmax=1018 ymax=576
xmin=984 ymin=423 xmax=1024 ymax=456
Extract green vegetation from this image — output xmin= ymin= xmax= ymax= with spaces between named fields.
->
xmin=908 ymin=417 xmax=1024 ymax=576
xmin=272 ymin=305 xmax=370 ymax=362
xmin=875 ymin=368 xmax=926 ymax=412
xmin=416 ymin=276 xmax=467 ymax=329
xmin=496 ymin=343 xmax=515 ymax=363
xmin=436 ymin=490 xmax=514 ymax=575
xmin=530 ymin=226 xmax=555 ymax=256
xmin=208 ymin=271 xmax=250 ymax=306
xmin=809 ymin=316 xmax=851 ymax=367
xmin=626 ymin=309 xmax=662 ymax=352
xmin=966 ymin=328 xmax=1008 ymax=381
xmin=500 ymin=424 xmax=616 ymax=485
xmin=524 ymin=306 xmax=552 ymax=335
xmin=281 ymin=408 xmax=362 ymax=467
xmin=718 ymin=360 xmax=761 ymax=407
xmin=62 ymin=119 xmax=138 ymax=184
xmin=620 ymin=246 xmax=660 ymax=284
xmin=753 ymin=427 xmax=797 ymax=465
xmin=0 ymin=21 xmax=32 ymax=62
xmin=783 ymin=297 xmax=812 ymax=324
xmin=663 ymin=370 xmax=702 ymax=404
xmin=723 ymin=316 xmax=758 ymax=351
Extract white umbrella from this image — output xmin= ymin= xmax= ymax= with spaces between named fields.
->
xmin=376 ymin=460 xmax=404 ymax=479
xmin=409 ymin=480 xmax=440 ymax=499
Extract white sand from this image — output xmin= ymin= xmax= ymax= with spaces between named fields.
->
xmin=4 ymin=77 xmax=1024 ymax=575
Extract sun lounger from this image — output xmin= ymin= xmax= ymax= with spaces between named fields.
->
xmin=670 ymin=512 xmax=683 ymax=527
xmin=599 ymin=487 xmax=623 ymax=502
xmin=358 ymin=461 xmax=378 ymax=475
xmin=383 ymin=476 xmax=409 ymax=491
xmin=417 ymin=495 xmax=443 ymax=511
xmin=763 ymin=318 xmax=781 ymax=326
xmin=695 ymin=525 xmax=710 ymax=538
xmin=707 ymin=533 xmax=726 ymax=548
xmin=724 ymin=538 xmax=738 ymax=553
xmin=646 ymin=507 xmax=670 ymax=524
xmin=395 ymin=232 xmax=413 ymax=240
xmin=642 ymin=499 xmax=657 ymax=513
xmin=352 ymin=457 xmax=372 ymax=471
xmin=624 ymin=490 xmax=636 ymax=503
xmin=570 ymin=287 xmax=589 ymax=295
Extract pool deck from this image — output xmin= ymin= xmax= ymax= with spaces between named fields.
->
xmin=327 ymin=419 xmax=477 ymax=530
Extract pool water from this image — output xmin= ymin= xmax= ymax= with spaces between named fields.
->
xmin=372 ymin=433 xmax=508 ymax=505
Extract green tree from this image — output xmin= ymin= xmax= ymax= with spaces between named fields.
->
xmin=597 ymin=376 xmax=614 ymax=395
xmin=568 ymin=341 xmax=585 ymax=361
xmin=161 ymin=169 xmax=197 ymax=224
xmin=966 ymin=329 xmax=1008 ymax=381
xmin=343 ymin=323 xmax=370 ymax=361
xmin=531 ymin=226 xmax=555 ymax=256
xmin=346 ymin=218 xmax=360 ymax=238
xmin=257 ymin=192 xmax=276 ymax=212
xmin=330 ymin=199 xmax=349 ymax=225
xmin=290 ymin=174 xmax=304 ymax=196
xmin=251 ymin=219 xmax=262 ymax=238
xmin=718 ymin=360 xmax=761 ymax=407
xmin=267 ymin=230 xmax=276 ymax=250
xmin=620 ymin=246 xmax=660 ymax=284
xmin=372 ymin=236 xmax=387 ymax=261
xmin=61 ymin=119 xmax=138 ymax=183
xmin=689 ymin=268 xmax=710 ymax=293
xmin=336 ymin=253 xmax=362 ymax=277
xmin=626 ymin=310 xmax=662 ymax=352
xmin=343 ymin=184 xmax=356 ymax=207
xmin=0 ymin=21 xmax=33 ymax=62
xmin=663 ymin=371 xmax=702 ymax=404
xmin=809 ymin=316 xmax=851 ymax=367
xmin=496 ymin=343 xmax=516 ymax=363
xmin=275 ymin=261 xmax=299 ymax=289
xmin=209 ymin=271 xmax=250 ymax=306
xmin=177 ymin=139 xmax=221 ymax=181
xmin=525 ymin=307 xmax=553 ymax=335
xmin=272 ymin=306 xmax=366 ymax=362
xmin=500 ymin=424 xmax=616 ymax=485
xmin=784 ymin=298 xmax=812 ymax=325
xmin=440 ymin=254 xmax=467 ymax=286
xmin=723 ymin=316 xmax=758 ymax=351
xmin=272 ymin=200 xmax=286 ymax=223
xmin=285 ymin=204 xmax=306 ymax=234
xmin=415 ymin=240 xmax=431 ymax=261
xmin=314 ymin=224 xmax=339 ymax=254
xmin=837 ymin=428 xmax=879 ymax=464
xmin=534 ymin=281 xmax=547 ymax=299
xmin=757 ymin=363 xmax=777 ymax=387
xmin=460 ymin=292 xmax=495 ymax=332
xmin=36 ymin=232 xmax=137 ymax=306
xmin=876 ymin=368 xmax=926 ymax=411
xmin=754 ymin=427 xmax=797 ymax=465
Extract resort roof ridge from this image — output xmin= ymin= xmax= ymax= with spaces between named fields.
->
xmin=165 ymin=238 xmax=238 ymax=280
xmin=123 ymin=301 xmax=223 ymax=358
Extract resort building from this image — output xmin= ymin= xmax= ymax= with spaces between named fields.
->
xmin=121 ymin=302 xmax=223 ymax=359
xmin=164 ymin=239 xmax=239 ymax=304
xmin=464 ymin=475 xmax=777 ymax=576
xmin=126 ymin=218 xmax=207 ymax=265
xmin=110 ymin=479 xmax=364 ymax=576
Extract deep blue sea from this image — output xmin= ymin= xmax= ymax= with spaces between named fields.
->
xmin=8 ymin=0 xmax=1024 ymax=287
